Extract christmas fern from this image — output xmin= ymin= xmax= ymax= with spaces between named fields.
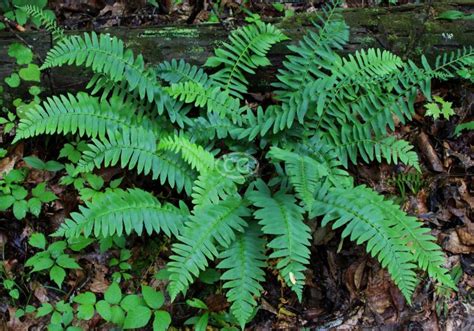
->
xmin=205 ymin=21 xmax=287 ymax=98
xmin=248 ymin=181 xmax=311 ymax=300
xmin=167 ymin=197 xmax=249 ymax=300
xmin=13 ymin=2 xmax=473 ymax=328
xmin=54 ymin=188 xmax=189 ymax=238
xmin=217 ymin=222 xmax=267 ymax=328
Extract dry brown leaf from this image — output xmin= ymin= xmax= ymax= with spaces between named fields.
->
xmin=31 ymin=281 xmax=49 ymax=303
xmin=88 ymin=264 xmax=110 ymax=293
xmin=417 ymin=132 xmax=444 ymax=172
xmin=456 ymin=222 xmax=474 ymax=246
xmin=440 ymin=229 xmax=474 ymax=254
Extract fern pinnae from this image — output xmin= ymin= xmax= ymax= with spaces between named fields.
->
xmin=217 ymin=222 xmax=267 ymax=329
xmin=311 ymin=185 xmax=420 ymax=302
xmin=21 ymin=5 xmax=65 ymax=42
xmin=206 ymin=21 xmax=287 ymax=98
xmin=55 ymin=188 xmax=189 ymax=238
xmin=156 ymin=59 xmax=211 ymax=86
xmin=76 ymin=129 xmax=196 ymax=195
xmin=167 ymin=197 xmax=250 ymax=300
xmin=41 ymin=32 xmax=168 ymax=110
xmin=248 ymin=180 xmax=311 ymax=301
xmin=14 ymin=93 xmax=145 ymax=143
xmin=157 ymin=135 xmax=216 ymax=174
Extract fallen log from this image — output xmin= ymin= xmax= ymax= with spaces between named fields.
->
xmin=0 ymin=0 xmax=473 ymax=95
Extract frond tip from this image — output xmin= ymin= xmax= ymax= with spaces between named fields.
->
xmin=167 ymin=197 xmax=250 ymax=300
xmin=248 ymin=181 xmax=311 ymax=301
xmin=311 ymin=184 xmax=455 ymax=302
xmin=218 ymin=222 xmax=267 ymax=329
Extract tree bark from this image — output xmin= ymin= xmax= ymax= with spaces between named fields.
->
xmin=0 ymin=0 xmax=473 ymax=95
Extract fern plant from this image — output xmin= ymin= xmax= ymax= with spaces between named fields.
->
xmin=14 ymin=1 xmax=473 ymax=328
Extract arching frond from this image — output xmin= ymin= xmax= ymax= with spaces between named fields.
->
xmin=55 ymin=188 xmax=189 ymax=238
xmin=217 ymin=222 xmax=266 ymax=329
xmin=247 ymin=181 xmax=311 ymax=301
xmin=206 ymin=21 xmax=287 ymax=98
xmin=14 ymin=93 xmax=153 ymax=143
xmin=167 ymin=197 xmax=250 ymax=300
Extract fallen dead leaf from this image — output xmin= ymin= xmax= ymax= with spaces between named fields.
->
xmin=365 ymin=269 xmax=399 ymax=324
xmin=31 ymin=281 xmax=49 ymax=303
xmin=344 ymin=258 xmax=366 ymax=300
xmin=456 ymin=221 xmax=474 ymax=246
xmin=440 ymin=229 xmax=474 ymax=254
xmin=89 ymin=264 xmax=110 ymax=293
xmin=0 ymin=143 xmax=23 ymax=179
xmin=417 ymin=132 xmax=444 ymax=172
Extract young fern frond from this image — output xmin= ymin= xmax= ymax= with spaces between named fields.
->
xmin=311 ymin=185 xmax=421 ymax=302
xmin=268 ymin=147 xmax=330 ymax=211
xmin=167 ymin=197 xmax=250 ymax=300
xmin=191 ymin=169 xmax=241 ymax=207
xmin=205 ymin=21 xmax=287 ymax=98
xmin=21 ymin=5 xmax=65 ymax=42
xmin=54 ymin=188 xmax=189 ymax=238
xmin=217 ymin=222 xmax=267 ymax=329
xmin=274 ymin=0 xmax=348 ymax=96
xmin=156 ymin=59 xmax=211 ymax=86
xmin=157 ymin=135 xmax=215 ymax=174
xmin=13 ymin=93 xmax=154 ymax=143
xmin=165 ymin=81 xmax=245 ymax=124
xmin=248 ymin=181 xmax=311 ymax=301
xmin=41 ymin=32 xmax=169 ymax=112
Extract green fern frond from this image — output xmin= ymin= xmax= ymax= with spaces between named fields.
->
xmin=191 ymin=169 xmax=241 ymax=206
xmin=273 ymin=0 xmax=348 ymax=102
xmin=165 ymin=81 xmax=245 ymax=123
xmin=311 ymin=185 xmax=420 ymax=301
xmin=156 ymin=59 xmax=211 ymax=86
xmin=21 ymin=5 xmax=65 ymax=42
xmin=205 ymin=21 xmax=287 ymax=98
xmin=76 ymin=129 xmax=196 ymax=195
xmin=293 ymin=135 xmax=353 ymax=188
xmin=13 ymin=93 xmax=152 ymax=143
xmin=188 ymin=113 xmax=239 ymax=141
xmin=157 ymin=135 xmax=215 ymax=174
xmin=55 ymin=188 xmax=189 ymax=238
xmin=323 ymin=131 xmax=421 ymax=170
xmin=167 ymin=197 xmax=250 ymax=300
xmin=217 ymin=222 xmax=266 ymax=329
xmin=433 ymin=46 xmax=474 ymax=80
xmin=248 ymin=181 xmax=311 ymax=301
xmin=41 ymin=32 xmax=168 ymax=111
xmin=365 ymin=193 xmax=455 ymax=290
xmin=268 ymin=147 xmax=330 ymax=211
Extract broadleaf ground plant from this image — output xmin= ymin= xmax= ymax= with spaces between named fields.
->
xmin=4 ymin=0 xmax=474 ymax=329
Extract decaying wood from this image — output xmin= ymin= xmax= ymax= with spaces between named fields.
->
xmin=0 ymin=0 xmax=473 ymax=95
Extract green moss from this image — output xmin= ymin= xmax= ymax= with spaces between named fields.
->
xmin=139 ymin=27 xmax=200 ymax=39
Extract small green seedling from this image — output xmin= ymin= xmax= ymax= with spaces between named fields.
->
xmin=25 ymin=233 xmax=81 ymax=287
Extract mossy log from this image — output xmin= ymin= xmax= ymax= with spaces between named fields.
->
xmin=0 ymin=0 xmax=473 ymax=94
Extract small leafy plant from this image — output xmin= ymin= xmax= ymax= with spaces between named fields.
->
xmin=25 ymin=233 xmax=81 ymax=287
xmin=425 ymin=95 xmax=455 ymax=120
xmin=0 ymin=168 xmax=57 ymax=220
xmin=95 ymin=283 xmax=171 ymax=330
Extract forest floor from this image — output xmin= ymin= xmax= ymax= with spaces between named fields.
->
xmin=1 ymin=1 xmax=473 ymax=330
